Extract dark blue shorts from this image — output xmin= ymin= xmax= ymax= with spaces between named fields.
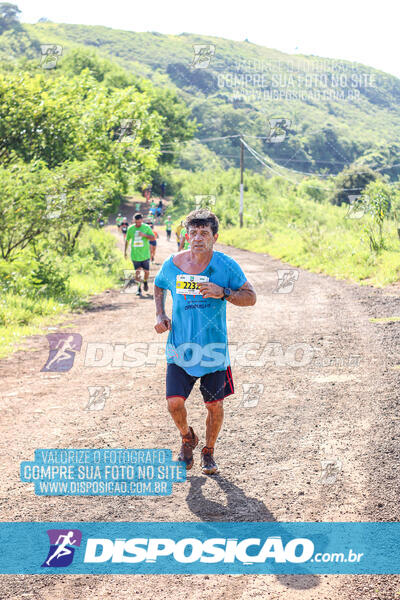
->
xmin=166 ymin=363 xmax=234 ymax=404
xmin=149 ymin=240 xmax=157 ymax=246
xmin=133 ymin=259 xmax=150 ymax=270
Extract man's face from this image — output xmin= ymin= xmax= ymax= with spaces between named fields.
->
xmin=187 ymin=224 xmax=217 ymax=251
xmin=135 ymin=218 xmax=142 ymax=228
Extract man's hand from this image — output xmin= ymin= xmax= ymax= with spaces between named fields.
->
xmin=197 ymin=282 xmax=224 ymax=299
xmin=155 ymin=313 xmax=172 ymax=333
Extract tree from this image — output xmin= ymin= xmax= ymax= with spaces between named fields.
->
xmin=43 ymin=159 xmax=117 ymax=255
xmin=298 ymin=177 xmax=329 ymax=203
xmin=361 ymin=180 xmax=393 ymax=252
xmin=62 ymin=50 xmax=197 ymax=167
xmin=134 ymin=79 xmax=197 ymax=166
xmin=354 ymin=142 xmax=400 ymax=182
xmin=103 ymin=68 xmax=136 ymax=89
xmin=0 ymin=160 xmax=57 ymax=260
xmin=0 ymin=70 xmax=162 ymax=190
xmin=0 ymin=69 xmax=171 ymax=259
xmin=62 ymin=47 xmax=113 ymax=82
xmin=0 ymin=72 xmax=89 ymax=166
xmin=0 ymin=2 xmax=21 ymax=34
xmin=0 ymin=158 xmax=117 ymax=260
xmin=331 ymin=164 xmax=379 ymax=206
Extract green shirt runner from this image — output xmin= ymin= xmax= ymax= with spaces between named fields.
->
xmin=180 ymin=227 xmax=190 ymax=249
xmin=126 ymin=223 xmax=154 ymax=262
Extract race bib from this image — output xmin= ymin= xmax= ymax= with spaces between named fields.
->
xmin=176 ymin=274 xmax=209 ymax=295
xmin=133 ymin=232 xmax=144 ymax=247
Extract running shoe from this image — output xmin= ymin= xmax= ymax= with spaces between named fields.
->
xmin=201 ymin=446 xmax=218 ymax=475
xmin=136 ymin=286 xmax=142 ymax=296
xmin=178 ymin=426 xmax=199 ymax=470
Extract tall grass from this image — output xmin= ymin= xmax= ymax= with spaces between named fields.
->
xmin=165 ymin=168 xmax=400 ymax=286
xmin=0 ymin=226 xmax=126 ymax=358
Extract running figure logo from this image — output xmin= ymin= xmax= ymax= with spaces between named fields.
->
xmin=121 ymin=269 xmax=136 ymax=294
xmin=194 ymin=195 xmax=216 ymax=211
xmin=45 ymin=193 xmax=67 ymax=220
xmin=40 ymin=44 xmax=63 ymax=69
xmin=41 ymin=333 xmax=82 ymax=372
xmin=320 ymin=459 xmax=342 ymax=485
xmin=267 ymin=118 xmax=291 ymax=143
xmin=273 ymin=269 xmax=299 ymax=294
xmin=228 ymin=383 xmax=263 ymax=415
xmin=190 ymin=44 xmax=215 ymax=69
xmin=346 ymin=194 xmax=368 ymax=219
xmin=241 ymin=383 xmax=264 ymax=408
xmin=117 ymin=119 xmax=140 ymax=143
xmin=41 ymin=529 xmax=82 ymax=567
xmin=85 ymin=386 xmax=110 ymax=410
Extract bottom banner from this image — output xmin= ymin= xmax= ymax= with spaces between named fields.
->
xmin=0 ymin=522 xmax=399 ymax=574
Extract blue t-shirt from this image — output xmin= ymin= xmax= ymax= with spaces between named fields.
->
xmin=154 ymin=251 xmax=247 ymax=376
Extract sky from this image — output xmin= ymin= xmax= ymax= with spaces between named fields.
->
xmin=15 ymin=0 xmax=400 ymax=78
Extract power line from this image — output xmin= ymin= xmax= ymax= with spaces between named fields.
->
xmin=240 ymin=138 xmax=383 ymax=193
xmin=151 ymin=127 xmax=400 ymax=190
xmin=156 ymin=134 xmax=400 ymax=177
xmin=158 ymin=134 xmax=241 ymax=147
xmin=240 ymin=138 xmax=286 ymax=177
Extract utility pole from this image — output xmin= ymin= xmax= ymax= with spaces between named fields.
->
xmin=240 ymin=138 xmax=244 ymax=228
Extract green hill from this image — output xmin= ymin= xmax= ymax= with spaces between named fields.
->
xmin=2 ymin=14 xmax=400 ymax=179
xmin=2 ymin=22 xmax=394 ymax=179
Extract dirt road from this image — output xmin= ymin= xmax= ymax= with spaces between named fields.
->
xmin=1 ymin=198 xmax=399 ymax=599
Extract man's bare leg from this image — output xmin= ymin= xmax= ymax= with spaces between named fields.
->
xmin=167 ymin=396 xmax=189 ymax=436
xmin=205 ymin=401 xmax=224 ymax=447
xmin=134 ymin=268 xmax=146 ymax=294
xmin=135 ymin=268 xmax=142 ymax=284
xmin=202 ymin=400 xmax=224 ymax=474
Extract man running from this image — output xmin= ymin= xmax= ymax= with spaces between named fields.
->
xmin=144 ymin=187 xmax=151 ymax=204
xmin=45 ymin=531 xmax=77 ymax=566
xmin=178 ymin=225 xmax=190 ymax=251
xmin=116 ymin=213 xmax=123 ymax=231
xmin=165 ymin=216 xmax=172 ymax=241
xmin=154 ymin=209 xmax=256 ymax=474
xmin=149 ymin=201 xmax=157 ymax=219
xmin=175 ymin=221 xmax=184 ymax=250
xmin=45 ymin=335 xmax=76 ymax=371
xmin=125 ymin=213 xmax=155 ymax=296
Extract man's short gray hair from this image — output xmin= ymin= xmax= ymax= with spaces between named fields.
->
xmin=185 ymin=210 xmax=219 ymax=235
